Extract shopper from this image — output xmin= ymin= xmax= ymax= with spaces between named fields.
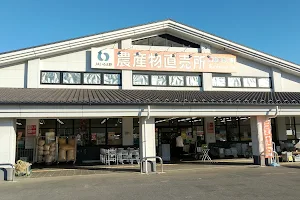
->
xmin=176 ymin=133 xmax=184 ymax=161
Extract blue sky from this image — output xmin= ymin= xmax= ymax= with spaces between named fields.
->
xmin=1 ymin=0 xmax=299 ymax=64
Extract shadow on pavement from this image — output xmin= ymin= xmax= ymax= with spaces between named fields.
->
xmin=281 ymin=165 xmax=300 ymax=169
xmin=32 ymin=163 xmax=140 ymax=173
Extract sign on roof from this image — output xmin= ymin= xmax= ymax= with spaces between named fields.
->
xmin=91 ymin=48 xmax=237 ymax=73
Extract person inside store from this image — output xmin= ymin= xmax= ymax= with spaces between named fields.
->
xmin=176 ymin=133 xmax=184 ymax=162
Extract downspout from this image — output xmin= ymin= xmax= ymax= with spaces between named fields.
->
xmin=266 ymin=106 xmax=279 ymax=165
xmin=268 ymin=106 xmax=279 ymax=119
xmin=144 ymin=105 xmax=151 ymax=174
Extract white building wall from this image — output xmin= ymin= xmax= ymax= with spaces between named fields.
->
xmin=1 ymin=37 xmax=300 ymax=93
xmin=41 ymin=49 xmax=88 ymax=72
xmin=122 ymin=118 xmax=133 ymax=146
xmin=281 ymin=71 xmax=300 ymax=92
xmin=27 ymin=59 xmax=40 ymax=88
xmin=0 ymin=63 xmax=25 ymax=88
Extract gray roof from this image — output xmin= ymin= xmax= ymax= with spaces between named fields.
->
xmin=0 ymin=88 xmax=300 ymax=106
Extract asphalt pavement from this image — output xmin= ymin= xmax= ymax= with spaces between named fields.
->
xmin=1 ymin=164 xmax=300 ymax=200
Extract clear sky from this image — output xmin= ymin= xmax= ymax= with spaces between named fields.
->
xmin=1 ymin=0 xmax=299 ymax=64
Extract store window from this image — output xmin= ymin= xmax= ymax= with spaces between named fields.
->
xmin=83 ymin=73 xmax=101 ymax=84
xmin=169 ymin=76 xmax=184 ymax=86
xmin=186 ymin=76 xmax=201 ymax=86
xmin=239 ymin=117 xmax=251 ymax=141
xmin=40 ymin=71 xmax=121 ymax=86
xmin=41 ymin=72 xmax=60 ymax=84
xmin=258 ymin=78 xmax=271 ymax=88
xmin=107 ymin=118 xmax=122 ymax=145
xmin=226 ymin=118 xmax=239 ymax=141
xmin=227 ymin=77 xmax=242 ymax=87
xmin=103 ymin=73 xmax=121 ymax=85
xmin=133 ymin=72 xmax=202 ymax=87
xmin=40 ymin=119 xmax=57 ymax=136
xmin=243 ymin=78 xmax=257 ymax=87
xmin=133 ymin=118 xmax=140 ymax=145
xmin=38 ymin=118 xmax=123 ymax=146
xmin=16 ymin=119 xmax=26 ymax=148
xmin=212 ymin=77 xmax=226 ymax=87
xmin=214 ymin=117 xmax=251 ymax=142
xmin=151 ymin=75 xmax=167 ymax=86
xmin=63 ymin=72 xmax=81 ymax=84
xmin=212 ymin=75 xmax=272 ymax=88
xmin=285 ymin=117 xmax=299 ymax=140
xmin=57 ymin=119 xmax=74 ymax=136
xmin=133 ymin=74 xmax=149 ymax=86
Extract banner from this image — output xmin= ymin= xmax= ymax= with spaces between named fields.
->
xmin=263 ymin=119 xmax=273 ymax=158
xmin=91 ymin=48 xmax=237 ymax=73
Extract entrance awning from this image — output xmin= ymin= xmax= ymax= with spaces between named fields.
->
xmin=0 ymin=88 xmax=300 ymax=106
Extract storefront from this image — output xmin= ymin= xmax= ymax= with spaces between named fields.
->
xmin=1 ymin=20 xmax=300 ymax=177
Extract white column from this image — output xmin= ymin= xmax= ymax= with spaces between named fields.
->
xmin=121 ymin=70 xmax=133 ymax=89
xmin=204 ymin=117 xmax=216 ymax=144
xmin=276 ymin=117 xmax=287 ymax=141
xmin=120 ymin=39 xmax=133 ymax=90
xmin=0 ymin=118 xmax=16 ymax=181
xmin=250 ymin=116 xmax=265 ymax=165
xmin=0 ymin=119 xmax=16 ymax=165
xmin=139 ymin=117 xmax=156 ymax=172
xmin=27 ymin=58 xmax=40 ymax=88
xmin=202 ymin=73 xmax=212 ymax=91
xmin=122 ymin=118 xmax=133 ymax=146
xmin=272 ymin=67 xmax=282 ymax=92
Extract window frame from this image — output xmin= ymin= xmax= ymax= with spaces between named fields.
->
xmin=40 ymin=71 xmax=62 ymax=85
xmin=40 ymin=71 xmax=122 ymax=86
xmin=132 ymin=71 xmax=202 ymax=87
xmin=212 ymin=74 xmax=272 ymax=89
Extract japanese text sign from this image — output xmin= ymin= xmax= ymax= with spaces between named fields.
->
xmin=26 ymin=125 xmax=36 ymax=136
xmin=263 ymin=119 xmax=273 ymax=158
xmin=91 ymin=48 xmax=237 ymax=73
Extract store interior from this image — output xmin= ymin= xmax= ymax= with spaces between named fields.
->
xmin=15 ymin=116 xmax=300 ymax=165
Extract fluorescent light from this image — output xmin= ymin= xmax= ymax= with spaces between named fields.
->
xmin=16 ymin=122 xmax=22 ymax=126
xmin=57 ymin=119 xmax=64 ymax=125
xmin=101 ymin=119 xmax=106 ymax=124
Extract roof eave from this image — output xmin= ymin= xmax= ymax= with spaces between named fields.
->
xmin=0 ymin=19 xmax=299 ymax=74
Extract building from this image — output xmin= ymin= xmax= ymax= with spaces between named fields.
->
xmin=1 ymin=19 xmax=300 ymax=177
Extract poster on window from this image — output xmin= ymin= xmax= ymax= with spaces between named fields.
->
xmin=91 ymin=133 xmax=97 ymax=141
xmin=207 ymin=122 xmax=214 ymax=134
xmin=26 ymin=125 xmax=36 ymax=136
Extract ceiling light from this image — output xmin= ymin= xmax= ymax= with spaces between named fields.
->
xmin=16 ymin=122 xmax=22 ymax=126
xmin=57 ymin=119 xmax=64 ymax=125
xmin=101 ymin=119 xmax=106 ymax=124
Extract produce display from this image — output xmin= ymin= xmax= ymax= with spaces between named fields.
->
xmin=35 ymin=136 xmax=76 ymax=164
xmin=37 ymin=139 xmax=57 ymax=163
xmin=58 ymin=137 xmax=76 ymax=163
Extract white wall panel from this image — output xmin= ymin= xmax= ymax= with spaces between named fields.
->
xmin=0 ymin=64 xmax=25 ymax=88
